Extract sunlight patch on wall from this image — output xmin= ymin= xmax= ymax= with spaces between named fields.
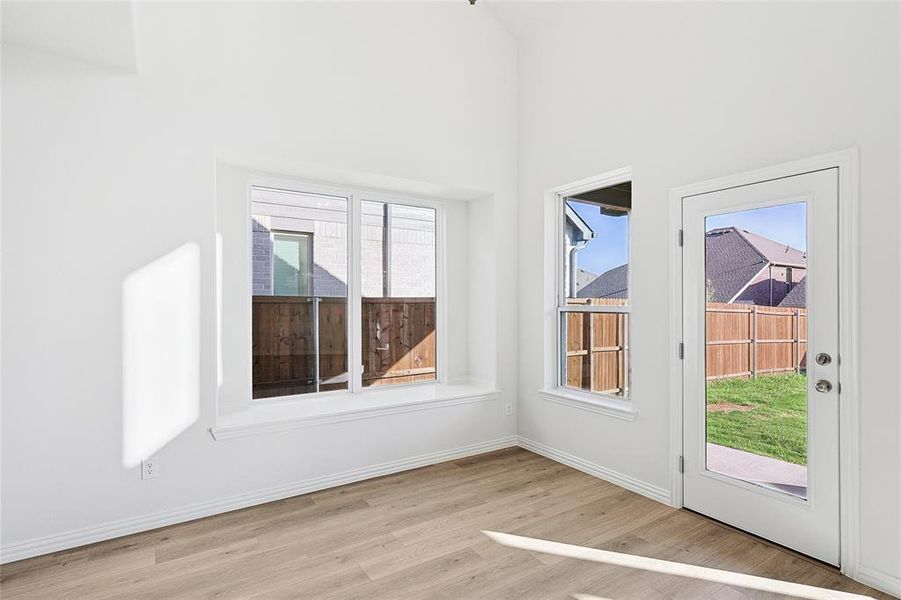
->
xmin=122 ymin=243 xmax=201 ymax=468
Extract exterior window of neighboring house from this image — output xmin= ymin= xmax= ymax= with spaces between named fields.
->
xmin=559 ymin=182 xmax=631 ymax=399
xmin=250 ymin=185 xmax=439 ymax=400
xmin=272 ymin=232 xmax=313 ymax=296
xmin=785 ymin=267 xmax=794 ymax=291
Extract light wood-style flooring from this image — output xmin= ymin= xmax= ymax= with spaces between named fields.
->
xmin=1 ymin=448 xmax=894 ymax=599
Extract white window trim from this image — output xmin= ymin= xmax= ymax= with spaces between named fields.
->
xmin=542 ymin=167 xmax=637 ymax=421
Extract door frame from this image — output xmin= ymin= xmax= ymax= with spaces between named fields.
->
xmin=667 ymin=148 xmax=860 ymax=575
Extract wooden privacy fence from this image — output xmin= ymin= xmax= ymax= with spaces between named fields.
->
xmin=562 ymin=299 xmax=807 ymax=394
xmin=252 ymin=296 xmax=436 ymax=399
xmin=706 ymin=302 xmax=807 ymax=380
xmin=361 ymin=298 xmax=436 ymax=387
xmin=563 ymin=299 xmax=629 ymax=396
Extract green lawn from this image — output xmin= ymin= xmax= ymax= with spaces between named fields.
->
xmin=706 ymin=373 xmax=808 ymax=465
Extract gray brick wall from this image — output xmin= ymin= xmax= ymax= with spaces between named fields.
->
xmin=361 ymin=223 xmax=384 ymax=297
xmin=252 ymin=189 xmax=434 ymax=299
xmin=389 ymin=225 xmax=435 ymax=297
xmin=311 ymin=220 xmax=347 ymax=297
xmin=252 ymin=216 xmax=273 ymax=295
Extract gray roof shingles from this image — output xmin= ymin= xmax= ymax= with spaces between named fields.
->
xmin=705 ymin=227 xmax=806 ymax=302
xmin=704 ymin=227 xmax=769 ymax=302
xmin=778 ymin=278 xmax=807 ymax=308
xmin=577 ymin=264 xmax=628 ymax=299
xmin=577 ymin=227 xmax=805 ymax=304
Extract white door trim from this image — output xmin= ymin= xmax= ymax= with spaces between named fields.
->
xmin=668 ymin=148 xmax=860 ymax=575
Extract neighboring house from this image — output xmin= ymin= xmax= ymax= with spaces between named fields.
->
xmin=251 ymin=187 xmax=435 ymax=298
xmin=705 ymin=227 xmax=805 ymax=307
xmin=578 ymin=226 xmax=806 ymax=307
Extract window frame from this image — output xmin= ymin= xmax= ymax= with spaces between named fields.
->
xmin=548 ymin=168 xmax=634 ymax=411
xmin=247 ymin=176 xmax=446 ymax=403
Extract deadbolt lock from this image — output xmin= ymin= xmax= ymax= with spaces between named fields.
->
xmin=815 ymin=353 xmax=832 ymax=366
xmin=815 ymin=380 xmax=833 ymax=393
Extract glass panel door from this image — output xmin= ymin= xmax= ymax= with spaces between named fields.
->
xmin=681 ymin=168 xmax=840 ymax=566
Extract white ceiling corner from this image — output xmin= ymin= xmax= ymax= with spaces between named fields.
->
xmin=1 ymin=1 xmax=138 ymax=72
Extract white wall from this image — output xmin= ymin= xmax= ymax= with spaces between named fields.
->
xmin=502 ymin=1 xmax=900 ymax=589
xmin=1 ymin=1 xmax=518 ymax=556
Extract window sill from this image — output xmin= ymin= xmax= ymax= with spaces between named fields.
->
xmin=211 ymin=383 xmax=501 ymax=440
xmin=538 ymin=388 xmax=636 ymax=421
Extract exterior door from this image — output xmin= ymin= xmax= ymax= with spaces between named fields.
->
xmin=682 ymin=168 xmax=840 ymax=565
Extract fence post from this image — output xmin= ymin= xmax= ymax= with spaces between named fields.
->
xmin=622 ymin=313 xmax=629 ymax=396
xmin=795 ymin=308 xmax=801 ymax=374
xmin=751 ymin=305 xmax=757 ymax=379
xmin=310 ymin=296 xmax=321 ymax=393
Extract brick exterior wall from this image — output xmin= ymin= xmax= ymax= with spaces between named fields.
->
xmin=252 ymin=189 xmax=434 ymax=299
xmin=252 ymin=216 xmax=273 ymax=295
xmin=388 ymin=224 xmax=435 ymax=297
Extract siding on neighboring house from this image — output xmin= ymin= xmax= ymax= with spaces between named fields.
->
xmin=733 ymin=264 xmax=805 ymax=307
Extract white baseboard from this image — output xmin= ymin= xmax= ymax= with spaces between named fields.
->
xmin=0 ymin=435 xmax=518 ymax=564
xmin=517 ymin=436 xmax=672 ymax=505
xmin=853 ymin=565 xmax=901 ymax=598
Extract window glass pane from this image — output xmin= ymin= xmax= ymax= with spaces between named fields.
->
xmin=704 ymin=202 xmax=809 ymax=499
xmin=251 ymin=187 xmax=348 ymax=399
xmin=361 ymin=201 xmax=437 ymax=387
xmin=560 ymin=310 xmax=629 ymax=397
xmin=560 ymin=182 xmax=631 ymax=398
xmin=272 ymin=233 xmax=312 ymax=296
xmin=562 ymin=183 xmax=631 ymax=304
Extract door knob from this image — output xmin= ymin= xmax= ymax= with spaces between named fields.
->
xmin=815 ymin=353 xmax=832 ymax=366
xmin=815 ymin=380 xmax=833 ymax=393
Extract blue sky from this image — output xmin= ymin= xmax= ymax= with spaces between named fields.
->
xmin=705 ymin=202 xmax=807 ymax=251
xmin=569 ymin=199 xmax=807 ymax=277
xmin=568 ymin=200 xmax=630 ymax=276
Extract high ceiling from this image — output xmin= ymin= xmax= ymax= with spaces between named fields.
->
xmin=1 ymin=1 xmax=138 ymax=72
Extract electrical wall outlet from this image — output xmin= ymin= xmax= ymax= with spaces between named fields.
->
xmin=504 ymin=401 xmax=513 ymax=416
xmin=141 ymin=456 xmax=159 ymax=480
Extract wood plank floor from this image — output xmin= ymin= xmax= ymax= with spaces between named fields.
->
xmin=1 ymin=448 xmax=894 ymax=599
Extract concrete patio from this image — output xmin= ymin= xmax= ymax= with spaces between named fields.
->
xmin=706 ymin=443 xmax=808 ymax=498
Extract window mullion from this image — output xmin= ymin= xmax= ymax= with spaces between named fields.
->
xmin=349 ymin=193 xmax=363 ymax=394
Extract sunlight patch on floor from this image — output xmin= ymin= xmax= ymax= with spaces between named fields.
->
xmin=483 ymin=531 xmax=872 ymax=600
